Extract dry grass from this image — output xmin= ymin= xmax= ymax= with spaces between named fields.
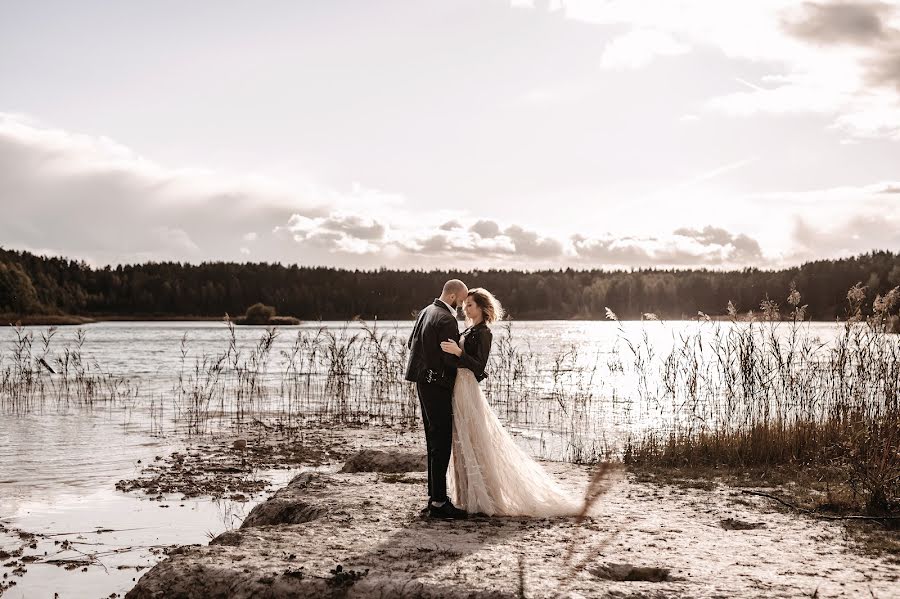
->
xmin=622 ymin=284 xmax=900 ymax=516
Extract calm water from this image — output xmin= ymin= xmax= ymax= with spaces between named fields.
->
xmin=0 ymin=319 xmax=846 ymax=598
xmin=0 ymin=318 xmax=846 ymax=387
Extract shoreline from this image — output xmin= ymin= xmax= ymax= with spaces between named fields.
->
xmin=0 ymin=314 xmax=300 ymax=326
xmin=123 ymin=427 xmax=900 ymax=599
xmin=0 ymin=424 xmax=351 ymax=599
xmin=1 ymin=314 xmax=854 ymax=327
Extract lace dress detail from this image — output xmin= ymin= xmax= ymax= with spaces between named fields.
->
xmin=447 ymin=341 xmax=584 ymax=516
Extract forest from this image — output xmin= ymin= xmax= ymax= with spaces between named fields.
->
xmin=2 ymin=246 xmax=900 ymax=321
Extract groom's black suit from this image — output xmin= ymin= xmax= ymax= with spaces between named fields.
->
xmin=405 ymin=299 xmax=460 ymax=503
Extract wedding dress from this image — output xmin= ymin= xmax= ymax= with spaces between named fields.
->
xmin=447 ymin=330 xmax=584 ymax=517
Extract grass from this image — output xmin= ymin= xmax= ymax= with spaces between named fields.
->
xmin=622 ymin=284 xmax=900 ymax=516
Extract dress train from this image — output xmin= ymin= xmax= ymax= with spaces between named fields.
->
xmin=447 ymin=369 xmax=584 ymax=517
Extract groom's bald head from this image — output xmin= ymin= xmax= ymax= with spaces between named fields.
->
xmin=440 ymin=279 xmax=468 ymax=309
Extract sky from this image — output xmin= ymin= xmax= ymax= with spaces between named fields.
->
xmin=1 ymin=0 xmax=899 ymax=270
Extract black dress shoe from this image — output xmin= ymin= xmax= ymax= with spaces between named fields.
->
xmin=428 ymin=500 xmax=468 ymax=520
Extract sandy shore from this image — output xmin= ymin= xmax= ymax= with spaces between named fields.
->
xmin=124 ymin=428 xmax=900 ymax=598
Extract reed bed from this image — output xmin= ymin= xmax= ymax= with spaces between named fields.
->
xmin=0 ymin=325 xmax=141 ymax=413
xmin=623 ymin=284 xmax=900 ymax=513
xmin=1 ymin=284 xmax=898 ymax=512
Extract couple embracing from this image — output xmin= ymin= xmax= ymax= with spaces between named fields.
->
xmin=405 ymin=279 xmax=583 ymax=520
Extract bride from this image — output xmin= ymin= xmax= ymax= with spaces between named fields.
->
xmin=439 ymin=288 xmax=584 ymax=517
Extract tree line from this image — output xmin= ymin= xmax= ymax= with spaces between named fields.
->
xmin=2 ymin=246 xmax=900 ymax=321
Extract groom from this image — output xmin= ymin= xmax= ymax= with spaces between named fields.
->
xmin=405 ymin=279 xmax=469 ymax=520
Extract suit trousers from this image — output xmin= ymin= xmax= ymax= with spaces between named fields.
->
xmin=416 ymin=379 xmax=453 ymax=503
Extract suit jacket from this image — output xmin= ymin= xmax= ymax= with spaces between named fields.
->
xmin=458 ymin=322 xmax=492 ymax=382
xmin=405 ymin=299 xmax=461 ymax=388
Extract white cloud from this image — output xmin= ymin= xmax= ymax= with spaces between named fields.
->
xmin=2 ymin=111 xmax=897 ymax=271
xmin=705 ymin=70 xmax=857 ymax=116
xmin=3 ymin=110 xmax=430 ymax=265
xmin=830 ymin=92 xmax=900 ymax=139
xmin=518 ymin=0 xmax=900 ymax=140
xmin=600 ymin=28 xmax=690 ymax=70
xmin=744 ymin=180 xmax=900 ymax=262
xmin=572 ymin=226 xmax=763 ymax=268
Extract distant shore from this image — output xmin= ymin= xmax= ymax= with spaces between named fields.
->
xmin=0 ymin=313 xmax=854 ymax=327
xmin=0 ymin=314 xmax=303 ymax=326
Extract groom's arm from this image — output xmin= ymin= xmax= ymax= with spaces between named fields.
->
xmin=407 ymin=308 xmax=426 ymax=349
xmin=435 ymin=317 xmax=460 ymax=369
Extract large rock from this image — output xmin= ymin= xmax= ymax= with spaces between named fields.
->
xmin=241 ymin=499 xmax=326 ymax=528
xmin=240 ymin=471 xmax=330 ymax=528
xmin=339 ymin=449 xmax=426 ymax=473
xmin=590 ymin=563 xmax=671 ymax=582
xmin=126 ymin=550 xmax=516 ymax=599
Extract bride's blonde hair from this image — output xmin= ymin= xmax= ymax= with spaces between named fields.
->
xmin=467 ymin=287 xmax=504 ymax=325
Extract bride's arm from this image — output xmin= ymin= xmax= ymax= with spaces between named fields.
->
xmin=446 ymin=329 xmax=492 ymax=379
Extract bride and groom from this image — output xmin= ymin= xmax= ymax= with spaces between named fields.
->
xmin=405 ymin=279 xmax=583 ymax=520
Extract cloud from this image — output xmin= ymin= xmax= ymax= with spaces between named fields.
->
xmin=781 ymin=2 xmax=893 ymax=44
xmin=469 ymin=219 xmax=502 ymax=238
xmin=0 ymin=112 xmax=326 ymax=264
xmin=397 ymin=223 xmax=553 ymax=260
xmin=502 ymin=225 xmax=564 ymax=258
xmin=530 ymin=0 xmax=900 ymax=139
xmin=746 ymin=180 xmax=900 ymax=262
xmin=705 ymin=72 xmax=853 ymax=116
xmin=3 ymin=111 xmax=895 ymax=271
xmin=790 ymin=212 xmax=900 ymax=260
xmin=572 ymin=227 xmax=765 ymax=267
xmin=781 ymin=2 xmax=900 ymax=95
xmin=274 ymin=213 xmax=386 ymax=255
xmin=600 ymin=28 xmax=690 ymax=70
xmin=750 ymin=1 xmax=900 ymax=136
xmin=0 ymin=113 xmax=570 ymax=266
xmin=673 ymin=226 xmax=764 ymax=262
xmin=319 ymin=213 xmax=386 ymax=241
xmin=866 ymin=38 xmax=900 ymax=93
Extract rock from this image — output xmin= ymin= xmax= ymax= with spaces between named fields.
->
xmin=240 ymin=499 xmax=326 ymax=528
xmin=285 ymin=471 xmax=328 ymax=490
xmin=339 ymin=449 xmax=426 ymax=474
xmin=590 ymin=563 xmax=671 ymax=582
xmin=239 ymin=472 xmax=330 ymax=528
xmin=126 ymin=553 xmax=517 ymax=599
xmin=208 ymin=531 xmax=242 ymax=547
xmin=719 ymin=517 xmax=766 ymax=530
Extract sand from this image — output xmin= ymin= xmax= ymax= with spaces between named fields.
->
xmin=125 ymin=428 xmax=900 ymax=598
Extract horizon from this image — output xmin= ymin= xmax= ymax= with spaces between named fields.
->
xmin=7 ymin=243 xmax=900 ymax=276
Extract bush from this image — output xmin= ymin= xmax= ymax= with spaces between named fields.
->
xmin=244 ymin=302 xmax=276 ymax=324
xmin=886 ymin=314 xmax=900 ymax=334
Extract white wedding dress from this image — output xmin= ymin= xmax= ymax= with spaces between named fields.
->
xmin=447 ymin=334 xmax=584 ymax=517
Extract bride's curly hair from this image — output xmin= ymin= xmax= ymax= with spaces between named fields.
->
xmin=467 ymin=287 xmax=505 ymax=325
